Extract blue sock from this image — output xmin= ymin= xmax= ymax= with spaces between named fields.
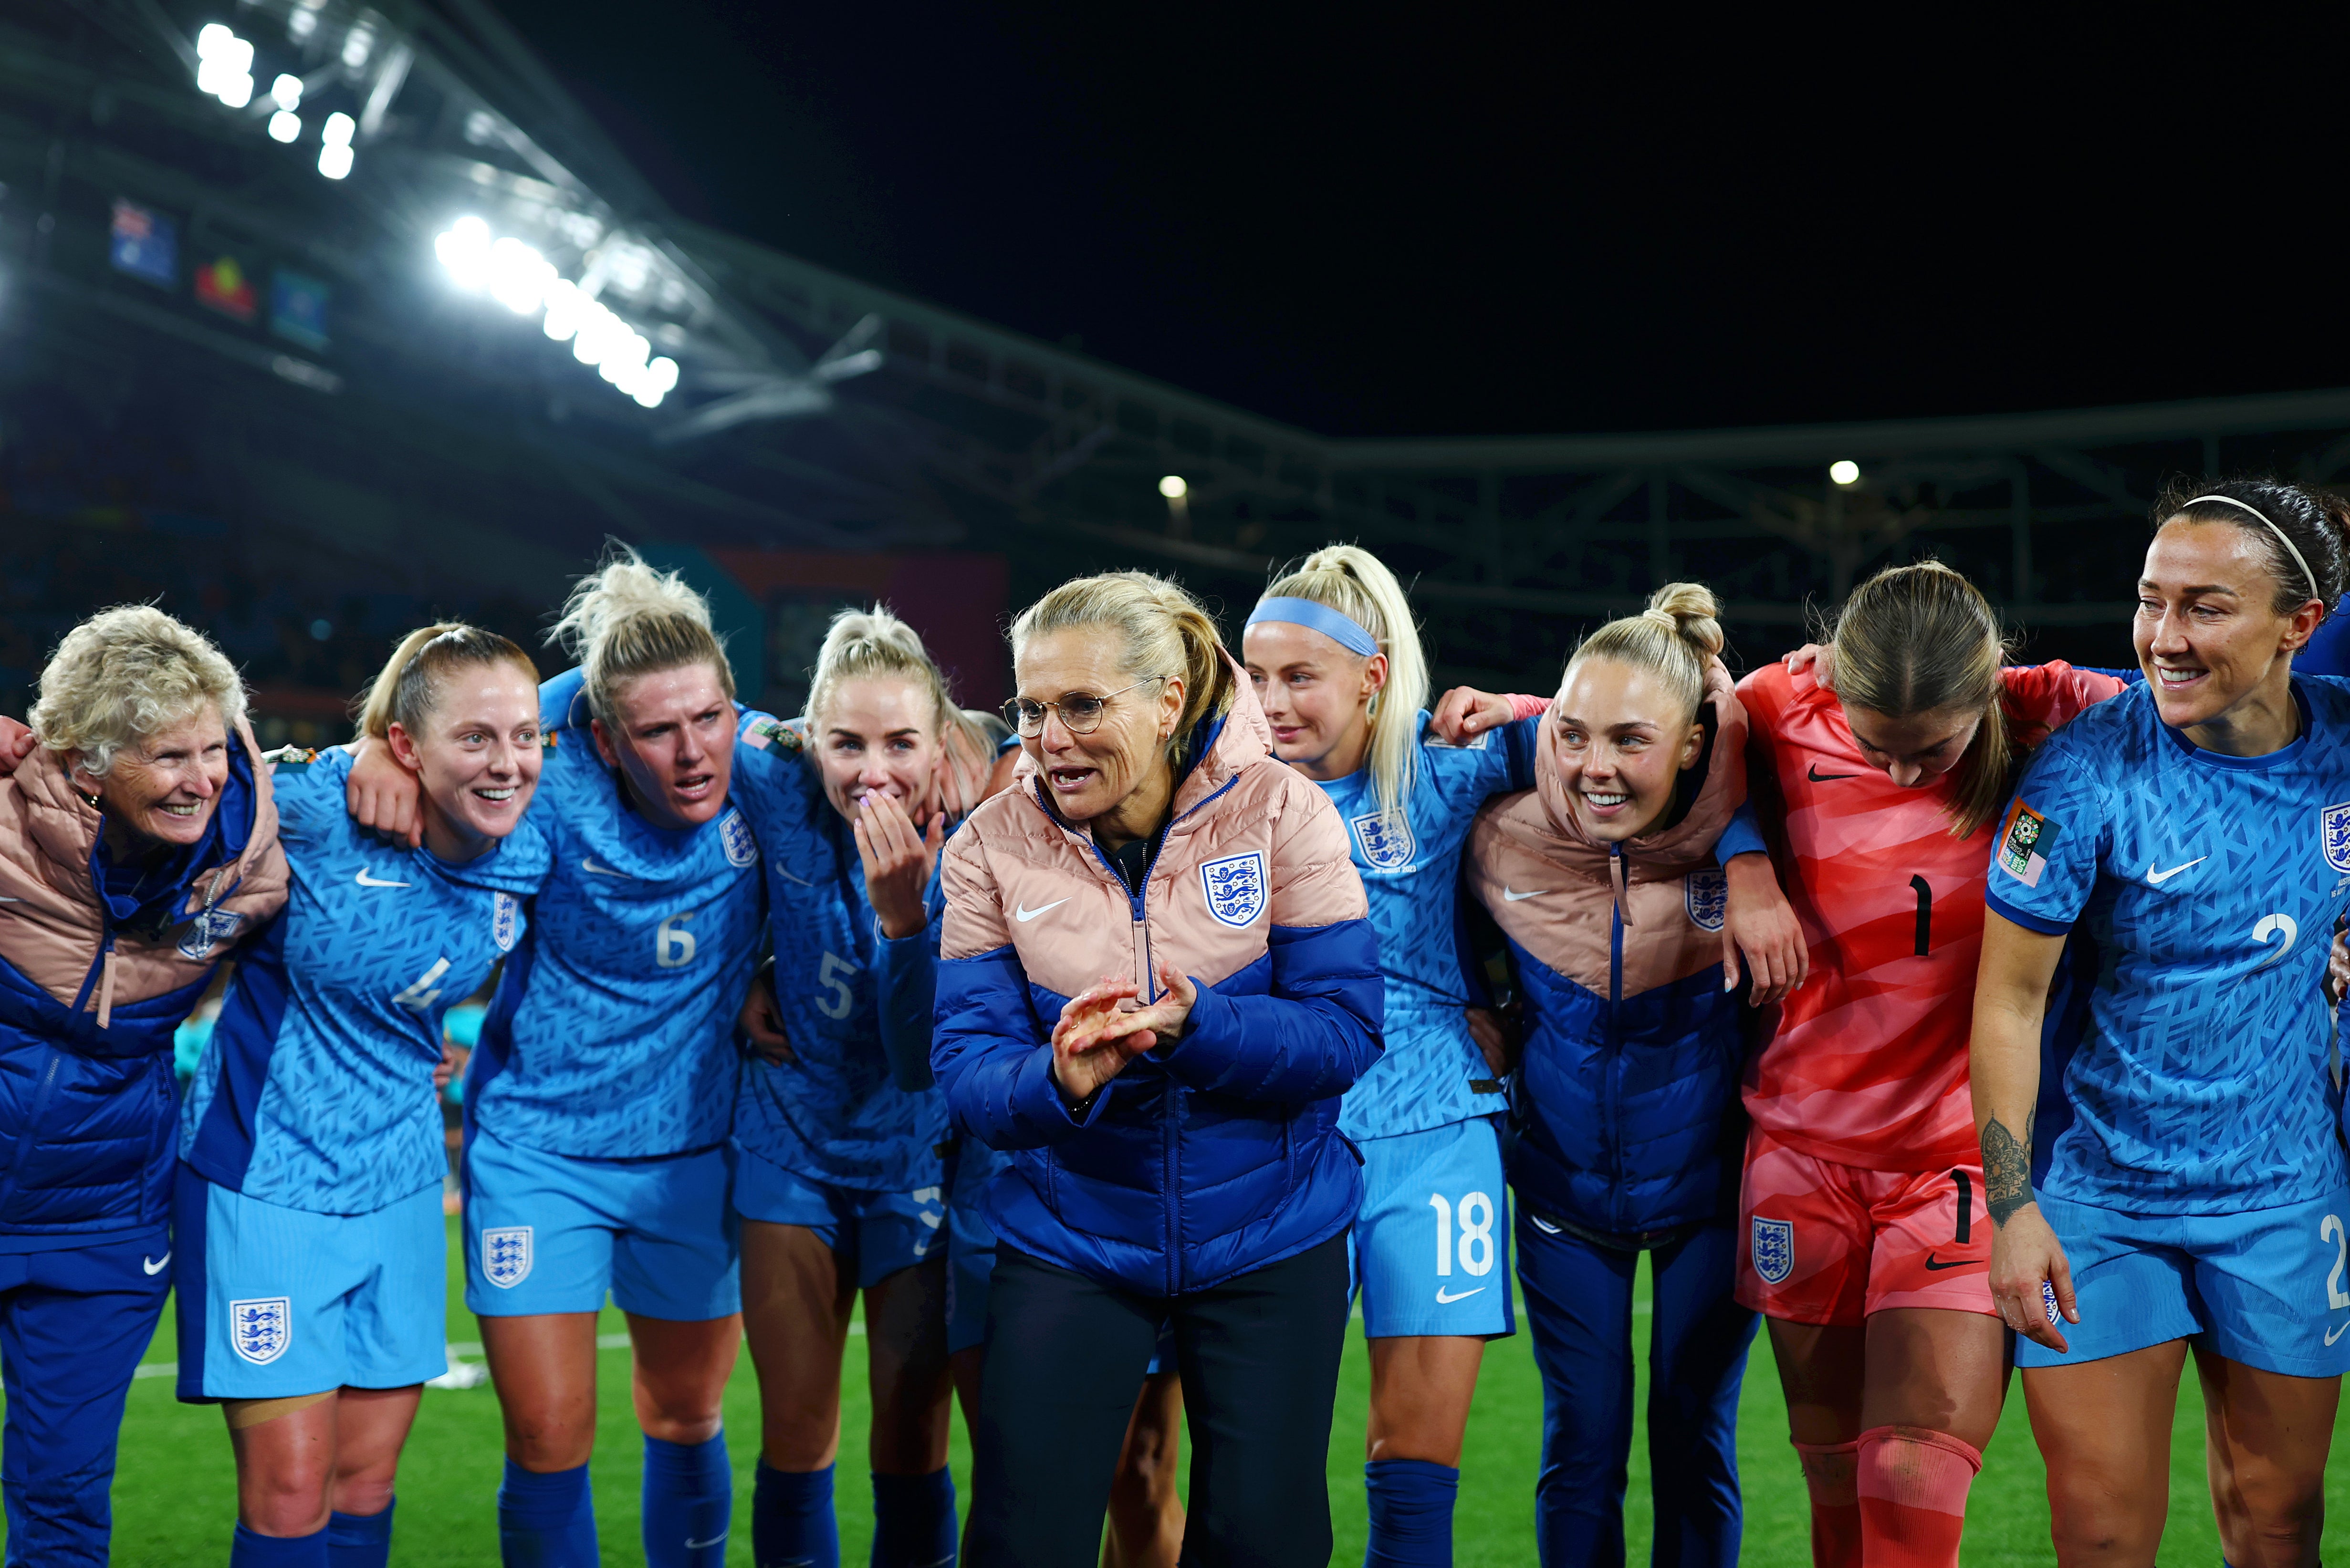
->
xmin=753 ymin=1460 xmax=839 ymax=1568
xmin=498 ymin=1458 xmax=599 ymax=1568
xmin=231 ymin=1522 xmax=329 ymax=1566
xmin=1364 ymin=1459 xmax=1459 ymax=1568
xmin=644 ymin=1432 xmax=734 ymax=1567
xmin=871 ymin=1466 xmax=956 ymax=1567
xmin=327 ymin=1500 xmax=394 ymax=1568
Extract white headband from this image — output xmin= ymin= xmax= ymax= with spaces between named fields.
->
xmin=2184 ymin=493 xmax=2319 ymax=601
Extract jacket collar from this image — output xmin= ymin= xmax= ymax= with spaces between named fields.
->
xmin=1527 ymin=656 xmax=1748 ymax=886
xmin=18 ymin=717 xmax=269 ymax=926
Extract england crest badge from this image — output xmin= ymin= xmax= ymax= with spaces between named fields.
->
xmin=2323 ymin=802 xmax=2350 ymax=874
xmin=1751 ymin=1217 xmax=1795 ymax=1285
xmin=1685 ymin=868 xmax=1728 ymax=933
xmin=1199 ymin=851 xmax=1267 ymax=929
xmin=176 ymin=907 xmax=245 ymax=961
xmin=1350 ymin=808 xmax=1416 ymax=873
xmin=720 ymin=810 xmax=758 ymax=868
xmin=491 ymin=893 xmax=522 ymax=954
xmin=482 ymin=1225 xmax=533 ymax=1289
xmin=229 ymin=1297 xmax=292 ymax=1364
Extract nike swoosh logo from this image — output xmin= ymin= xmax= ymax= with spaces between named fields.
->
xmin=1434 ymin=1285 xmax=1485 ymax=1304
xmin=581 ymin=858 xmax=632 ymax=879
xmin=2328 ymin=1322 xmax=2350 ymax=1347
xmin=1529 ymin=1214 xmax=1562 ymax=1235
xmin=1502 ymin=887 xmax=1548 ymax=902
xmin=1014 ymin=898 xmax=1068 ymax=923
xmin=1808 ymin=764 xmax=1857 ymax=781
xmin=1921 ymin=1252 xmax=1978 ymax=1272
xmin=2147 ymin=856 xmax=2207 ymax=884
xmin=769 ymin=861 xmax=813 ymax=887
xmin=354 ymin=870 xmax=410 ymax=889
xmin=684 ymin=1534 xmax=727 ymax=1550
xmin=142 ymin=1252 xmax=170 ymax=1275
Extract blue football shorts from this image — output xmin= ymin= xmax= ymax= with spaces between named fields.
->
xmin=734 ymin=1142 xmax=948 ymax=1289
xmin=174 ymin=1167 xmax=446 ymax=1401
xmin=1347 ymin=1115 xmax=1515 ymax=1340
xmin=462 ymin=1124 xmax=739 ymax=1320
xmin=2018 ymin=1184 xmax=2350 ymax=1377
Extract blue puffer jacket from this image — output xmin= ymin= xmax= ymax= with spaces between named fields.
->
xmin=1465 ymin=661 xmax=1750 ymax=1238
xmin=933 ymin=673 xmax=1382 ymax=1295
xmin=0 ymin=720 xmax=285 ymax=1244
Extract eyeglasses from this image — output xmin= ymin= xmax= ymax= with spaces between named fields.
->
xmin=1002 ymin=677 xmax=1166 ymax=737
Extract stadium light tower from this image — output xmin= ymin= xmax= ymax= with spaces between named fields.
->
xmin=1829 ymin=459 xmax=1861 ymax=487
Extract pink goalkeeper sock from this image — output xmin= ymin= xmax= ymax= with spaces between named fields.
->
xmin=1791 ymin=1438 xmax=1862 ymax=1568
xmin=1855 ymin=1424 xmax=1984 ymax=1568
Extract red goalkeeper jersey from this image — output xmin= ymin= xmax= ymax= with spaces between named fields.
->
xmin=1737 ymin=659 xmax=2125 ymax=1171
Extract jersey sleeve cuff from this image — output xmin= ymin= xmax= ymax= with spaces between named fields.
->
xmin=1714 ymin=803 xmax=1768 ymax=865
xmin=1984 ymin=887 xmax=2073 ymax=935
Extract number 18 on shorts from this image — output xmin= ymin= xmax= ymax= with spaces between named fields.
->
xmin=1347 ymin=1117 xmax=1515 ymax=1340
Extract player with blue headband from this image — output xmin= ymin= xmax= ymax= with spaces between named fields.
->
xmin=1242 ymin=545 xmax=1548 ymax=1566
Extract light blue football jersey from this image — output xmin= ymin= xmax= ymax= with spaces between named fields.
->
xmin=727 ymin=727 xmax=948 ymax=1193
xmin=182 ymin=747 xmax=551 ymax=1215
xmin=1332 ymin=713 xmax=1539 ymax=1140
xmin=467 ymin=672 xmax=768 ymax=1159
xmin=1988 ymin=677 xmax=2350 ymax=1214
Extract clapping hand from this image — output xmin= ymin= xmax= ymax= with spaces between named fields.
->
xmin=1049 ymin=964 xmax=1197 ymax=1104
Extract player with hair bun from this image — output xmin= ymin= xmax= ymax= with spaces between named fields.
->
xmin=1976 ymin=478 xmax=2350 ymax=1566
xmin=177 ymin=623 xmax=548 ymax=1568
xmin=344 ymin=550 xmax=769 ymax=1568
xmin=1729 ymin=559 xmax=2126 ymax=1568
xmin=1241 ymin=544 xmax=1548 ymax=1566
xmin=1463 ymin=583 xmax=1764 ymax=1565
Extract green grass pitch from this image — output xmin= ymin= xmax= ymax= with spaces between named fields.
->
xmin=21 ymin=1218 xmax=2350 ymax=1563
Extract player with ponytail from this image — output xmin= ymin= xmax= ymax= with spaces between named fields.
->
xmin=344 ymin=549 xmax=770 ymax=1568
xmin=1727 ymin=558 xmax=2128 ymax=1568
xmin=1241 ymin=544 xmax=1548 ymax=1564
xmin=1463 ymin=583 xmax=1764 ymax=1564
xmin=1976 ymin=478 xmax=2350 ymax=1564
xmin=178 ymin=624 xmax=547 ymax=1568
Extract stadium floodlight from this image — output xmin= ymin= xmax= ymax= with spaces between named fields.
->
xmin=487 ymin=237 xmax=556 ymax=315
xmin=1159 ymin=475 xmax=1188 ymax=499
xmin=194 ymin=25 xmax=255 ymax=107
xmin=271 ymin=74 xmax=303 ymax=110
xmin=318 ymin=112 xmax=355 ymax=178
xmin=342 ymin=23 xmax=374 ymax=68
xmin=434 ymin=216 xmax=494 ymax=288
xmin=1829 ymin=459 xmax=1861 ymax=487
xmin=268 ymin=111 xmax=301 ymax=143
xmin=629 ymin=357 xmax=680 ymax=408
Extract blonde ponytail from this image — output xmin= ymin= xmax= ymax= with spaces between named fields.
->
xmin=1562 ymin=582 xmax=1725 ymax=720
xmin=1256 ymin=544 xmax=1429 ymax=821
xmin=548 ymin=547 xmax=732 ymax=727
xmin=355 ymin=623 xmax=537 ymax=740
xmin=1827 ymin=559 xmax=2014 ymax=838
xmin=1009 ymin=570 xmax=1236 ymax=765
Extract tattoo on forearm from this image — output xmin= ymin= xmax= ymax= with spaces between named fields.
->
xmin=1982 ymin=1115 xmax=2034 ymax=1226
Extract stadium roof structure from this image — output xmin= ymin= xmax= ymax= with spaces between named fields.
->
xmin=8 ymin=0 xmax=2350 ymax=683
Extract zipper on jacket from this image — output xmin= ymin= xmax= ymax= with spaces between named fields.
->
xmin=1606 ymin=843 xmax=1625 ymax=1233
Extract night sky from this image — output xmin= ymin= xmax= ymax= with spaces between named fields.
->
xmin=494 ymin=4 xmax=2340 ymax=440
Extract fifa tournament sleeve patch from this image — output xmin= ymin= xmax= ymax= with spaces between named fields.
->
xmin=1995 ymin=798 xmax=2059 ymax=887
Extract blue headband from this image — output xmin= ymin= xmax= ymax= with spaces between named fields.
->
xmin=1246 ymin=597 xmax=1380 ymax=658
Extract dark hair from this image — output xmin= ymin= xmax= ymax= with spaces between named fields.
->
xmin=2152 ymin=477 xmax=2350 ymax=614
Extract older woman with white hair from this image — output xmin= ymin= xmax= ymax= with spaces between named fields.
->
xmin=0 ymin=605 xmax=286 ymax=1567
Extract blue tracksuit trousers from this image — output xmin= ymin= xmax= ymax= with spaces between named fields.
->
xmin=1514 ymin=1208 xmax=1755 ymax=1568
xmin=0 ymin=1231 xmax=173 ymax=1566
